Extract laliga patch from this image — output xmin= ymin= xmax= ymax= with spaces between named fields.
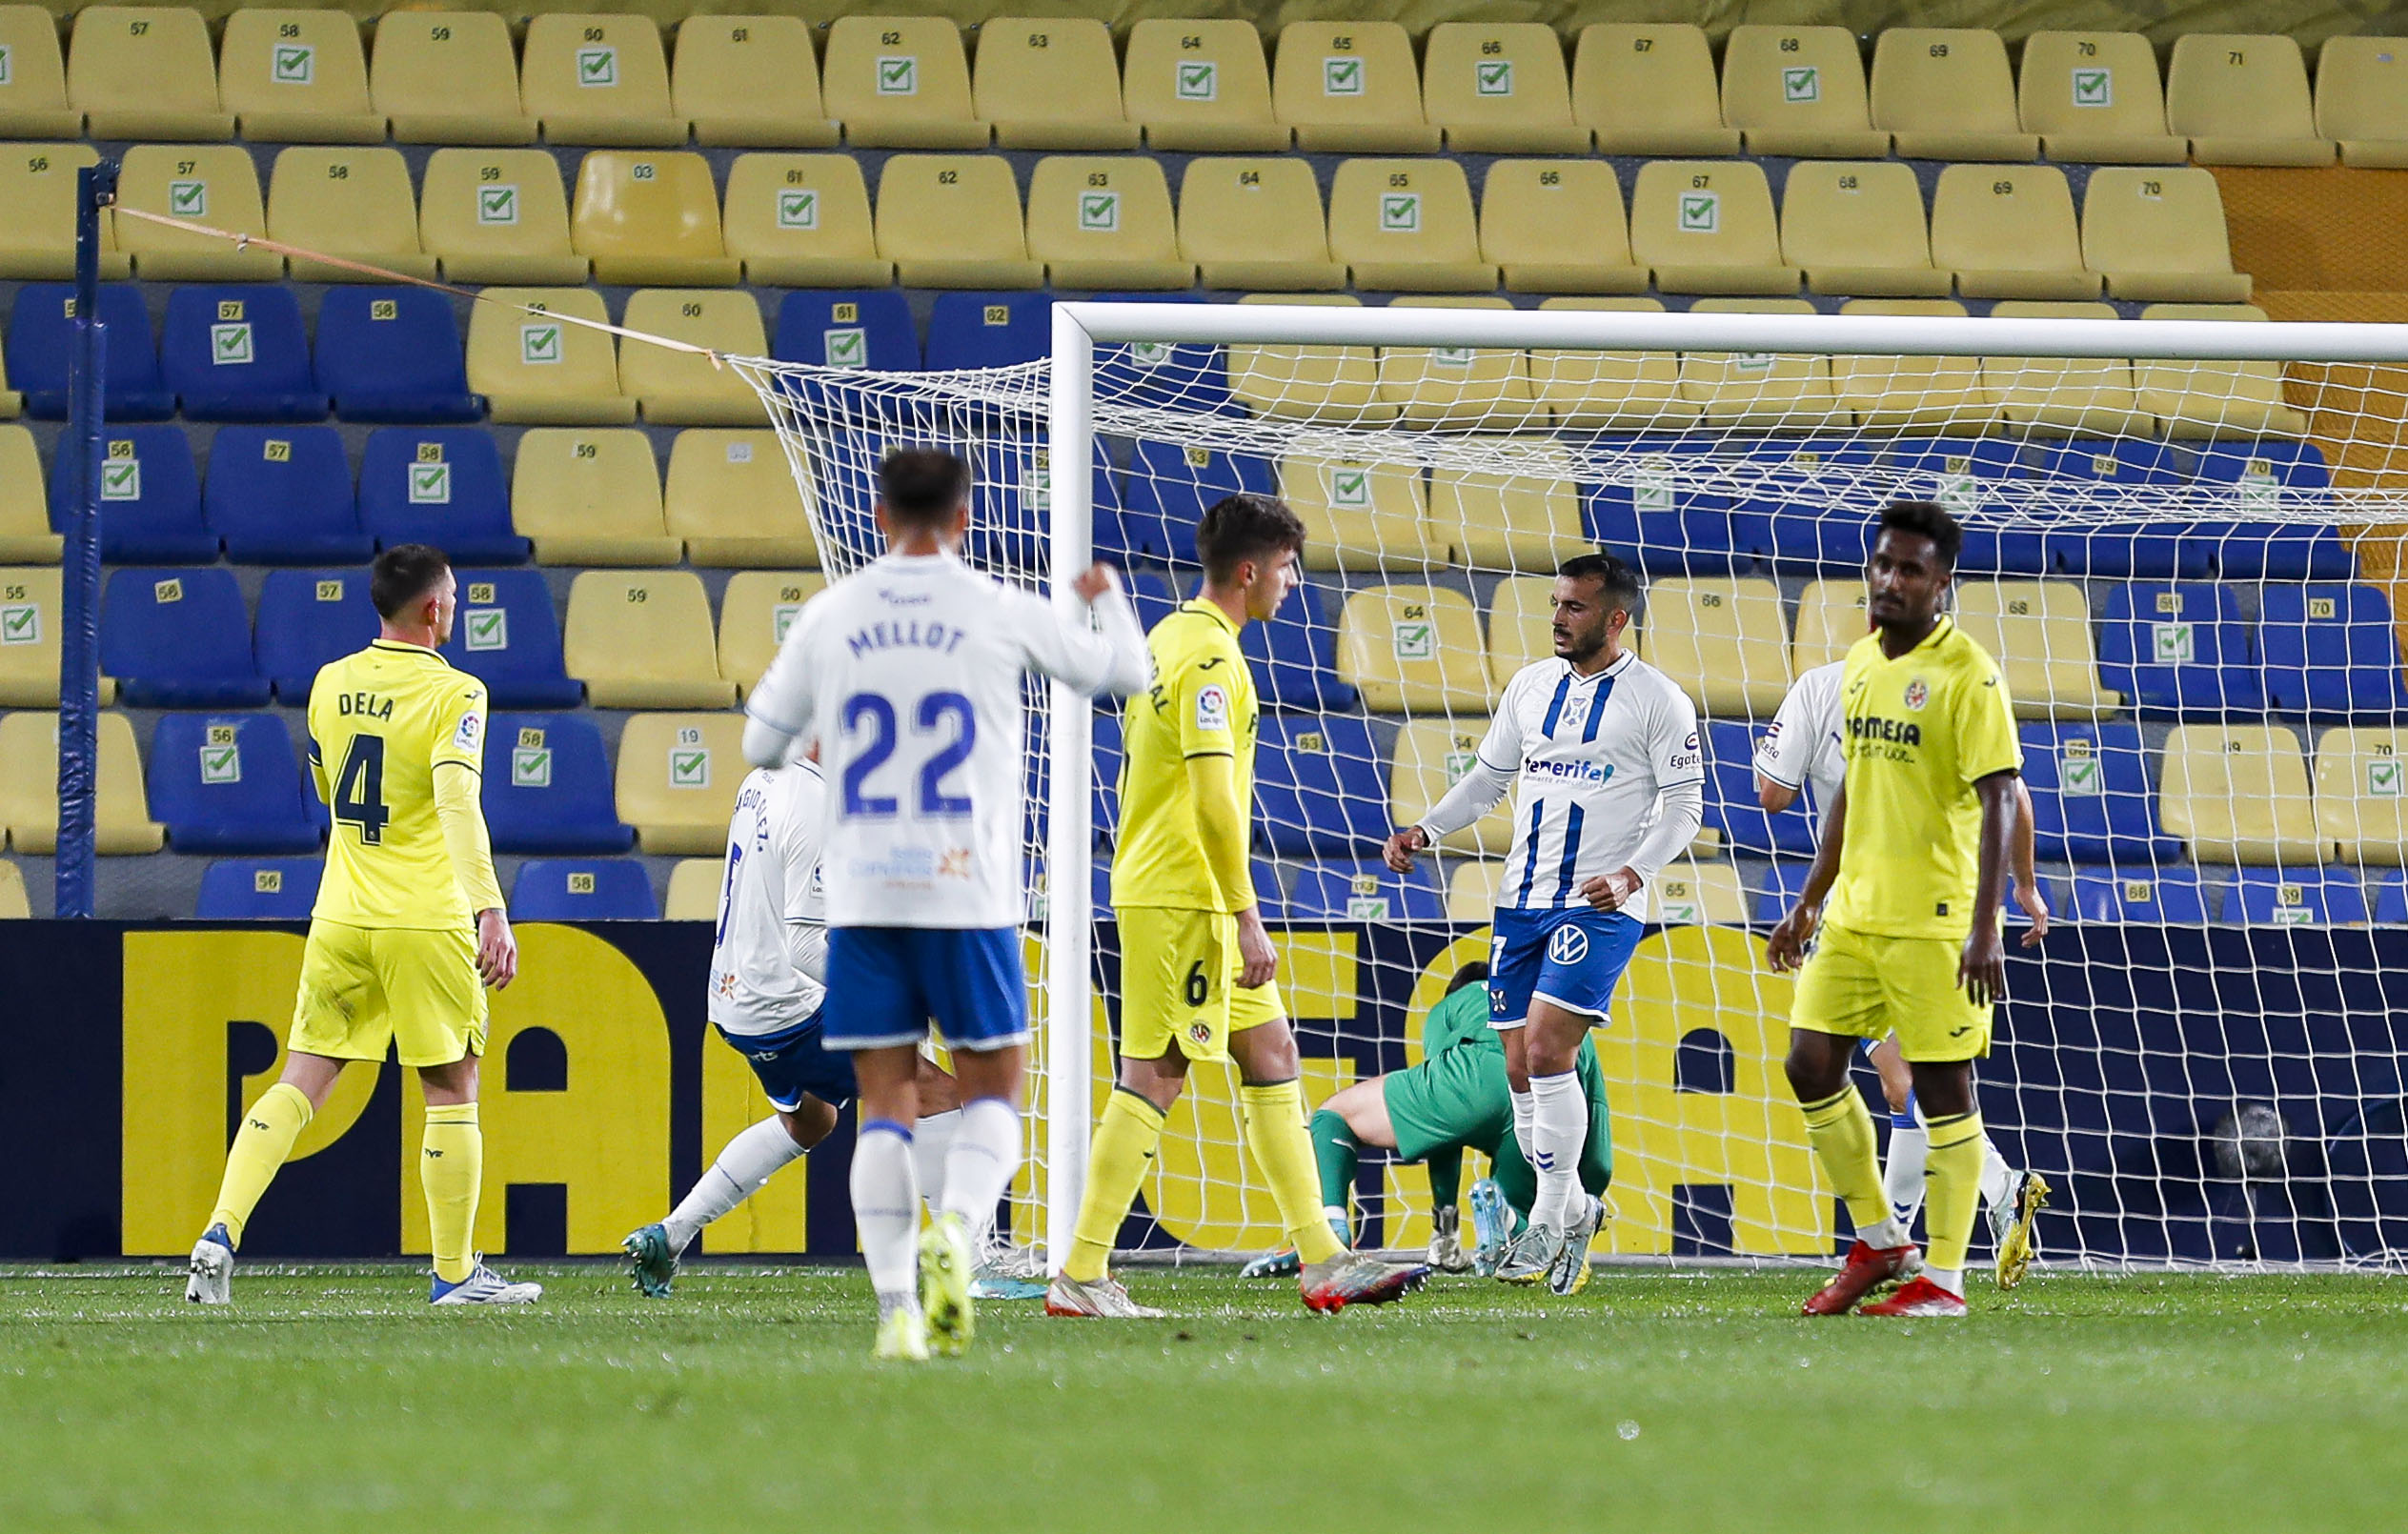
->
xmin=453 ymin=712 xmax=484 ymax=753
xmin=1194 ymin=682 xmax=1229 ymax=733
xmin=1904 ymin=678 xmax=1930 ymax=711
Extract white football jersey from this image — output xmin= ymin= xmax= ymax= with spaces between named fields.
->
xmin=709 ymin=760 xmax=828 ymax=1038
xmin=1756 ymin=660 xmax=1848 ymax=823
xmin=744 ymin=551 xmax=1148 ymax=929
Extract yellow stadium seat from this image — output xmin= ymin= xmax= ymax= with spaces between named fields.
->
xmin=1679 ymin=298 xmax=1838 ymax=430
xmin=67 ymin=5 xmax=229 ymax=140
xmin=721 ymin=153 xmax=891 ymax=288
xmin=675 ymin=15 xmax=838 ymax=149
xmin=0 ymin=428 xmax=60 ymax=562
xmin=467 ymin=288 xmax=636 ymax=426
xmin=1421 ymin=22 xmax=1587 ymax=154
xmin=1336 ymin=584 xmax=1494 ymax=713
xmin=1720 ymin=25 xmax=1889 ymax=159
xmin=667 ymin=430 xmax=818 ymax=568
xmin=974 ymin=17 xmax=1138 ymax=150
xmin=0 ymin=710 xmax=159 ymax=853
xmin=370 ymin=11 xmax=534 ymax=146
xmin=1953 ymin=580 xmax=2119 ymax=719
xmin=1390 ymin=717 xmax=1516 ymax=854
xmin=572 ymin=151 xmax=739 ymax=287
xmin=1278 ymin=453 xmax=1429 ymax=571
xmin=1830 ymin=298 xmax=1991 ymax=433
xmin=565 ymin=570 xmax=734 ymax=710
xmin=2316 ymin=36 xmax=2408 ymax=169
xmin=0 ymin=858 xmax=26 ymax=917
xmin=1123 ymin=18 xmax=1284 ymax=151
xmin=521 ymin=13 xmax=683 ymax=147
xmin=218 ymin=10 xmax=382 ymax=144
xmin=1930 ymin=163 xmax=2098 ymax=301
xmin=2134 ymin=303 xmax=2306 ymax=438
xmin=2079 ymin=167 xmax=2251 ymax=304
xmin=1650 ymin=859 xmax=1752 ymax=925
xmin=1486 ymin=575 xmax=1554 ymax=688
xmin=1271 ymin=21 xmax=1438 ymax=153
xmin=1430 ymin=441 xmax=1584 ymax=572
xmin=0 ymin=567 xmax=115 ymax=705
xmin=1445 ymin=858 xmax=1504 ymax=920
xmin=2160 ymin=724 xmax=2329 ymax=865
xmin=1177 ymin=156 xmax=1340 ymax=291
xmin=874 ymin=152 xmax=1041 ymax=289
xmin=1526 ymin=296 xmax=1695 ymax=432
xmin=1980 ymin=300 xmax=2146 ymax=436
xmin=1326 ymin=158 xmax=1494 ymax=293
xmin=0 ymin=353 xmax=16 ymax=418
xmin=1869 ymin=28 xmax=2034 ymax=161
xmin=663 ymin=857 xmax=721 ymax=920
xmin=0 ymin=7 xmax=81 ymax=137
xmin=513 ymin=429 xmax=678 ymax=566
xmin=1629 ymin=159 xmax=1796 ymax=296
xmin=2166 ymin=33 xmax=2332 ymax=167
xmin=1571 ymin=23 xmax=1738 ymax=156
xmin=1025 ymin=155 xmax=1191 ymax=290
xmin=617 ymin=712 xmax=749 ymax=854
xmin=1227 ymin=293 xmax=1390 ymax=422
xmin=2017 ymin=31 xmax=2186 ymax=165
xmin=1638 ymin=576 xmax=1791 ymax=717
xmin=0 ymin=143 xmax=128 ymax=280
xmin=267 ymin=147 xmax=436 ymax=283
xmin=821 ymin=15 xmax=986 ymax=150
xmin=420 ymin=149 xmax=587 ymax=285
xmin=718 ymin=570 xmax=825 ymax=697
xmin=1480 ymin=159 xmax=1647 ymax=295
xmin=114 ymin=145 xmax=278 ymax=280
xmin=2315 ymin=728 xmax=2408 ymax=865
xmin=1780 ymin=160 xmax=1950 ymax=298
xmin=1791 ymin=577 xmax=1868 ymax=671
xmin=617 ymin=289 xmax=769 ymax=427
xmin=1376 ymin=296 xmax=1538 ymax=429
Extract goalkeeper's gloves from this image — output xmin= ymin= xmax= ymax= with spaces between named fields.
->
xmin=1427 ymin=1204 xmax=1471 ymax=1273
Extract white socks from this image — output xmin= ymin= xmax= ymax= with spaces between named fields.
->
xmin=937 ymin=1097 xmax=1022 ymax=1230
xmin=1526 ymin=1071 xmax=1585 ymax=1233
xmin=1509 ymin=1086 xmax=1535 ymax=1161
xmin=1883 ymin=1119 xmax=1930 ymax=1227
xmin=1979 ymin=1137 xmax=2015 ymax=1213
xmin=1924 ymin=1265 xmax=1964 ymax=1298
xmin=912 ymin=1108 xmax=961 ymax=1211
xmin=849 ymin=1120 xmax=921 ymax=1316
xmin=662 ymin=1115 xmax=807 ymax=1252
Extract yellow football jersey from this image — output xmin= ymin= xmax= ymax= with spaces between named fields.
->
xmin=307 ymin=640 xmax=491 ymax=930
xmin=1112 ymin=600 xmax=1259 ymax=913
xmin=1824 ymin=616 xmax=2022 ymax=942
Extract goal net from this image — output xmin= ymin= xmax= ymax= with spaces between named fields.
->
xmin=733 ymin=302 xmax=2408 ymax=1272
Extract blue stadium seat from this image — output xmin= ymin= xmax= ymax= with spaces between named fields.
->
xmin=2033 ymin=438 xmax=2200 ymax=578
xmin=968 ymin=435 xmax=1118 ymax=574
xmin=1249 ymin=855 xmax=1289 ymax=919
xmin=2018 ymin=722 xmax=2183 ymax=864
xmin=1285 ymin=858 xmax=1447 ymax=921
xmin=160 ymin=286 xmax=329 ymax=422
xmin=2097 ymin=582 xmax=2266 ymax=716
xmin=6 ymin=283 xmax=173 ymax=420
xmin=925 ymin=292 xmax=1050 ymax=370
xmin=1750 ymin=858 xmax=1815 ymax=923
xmin=479 ymin=713 xmax=634 ymax=854
xmin=771 ymin=290 xmax=921 ymax=370
xmin=438 ymin=569 xmax=581 ymax=708
xmin=253 ymin=568 xmax=379 ymax=703
xmin=1093 ymin=706 xmax=1123 ymax=842
xmin=1113 ymin=440 xmax=1274 ymax=565
xmin=1705 ymin=719 xmax=1817 ymax=858
xmin=1250 ymin=579 xmax=1356 ymax=712
xmin=2067 ymin=863 xmax=2211 ymax=923
xmin=1730 ymin=438 xmax=1878 ymax=572
xmin=314 ymin=288 xmax=481 ymax=424
xmin=1127 ymin=570 xmax=1178 ymax=633
xmin=53 ymin=426 xmax=214 ymax=564
xmin=1883 ymin=438 xmax=2048 ymax=575
xmin=357 ymin=428 xmax=528 ymax=563
xmin=205 ymin=426 xmax=371 ymax=565
xmin=195 ymin=857 xmax=323 ymax=918
xmin=1254 ymin=715 xmax=1386 ymax=856
xmin=2257 ymin=583 xmax=2408 ymax=717
xmin=102 ymin=567 xmax=269 ymax=707
xmin=2369 ymin=869 xmax=2408 ymax=924
xmin=510 ymin=858 xmax=660 ymax=919
xmin=149 ymin=714 xmax=322 ymax=853
xmin=2220 ymin=866 xmax=2369 ymax=925
xmin=2179 ymin=442 xmax=2350 ymax=579
xmin=1089 ymin=293 xmax=1237 ymax=415
xmin=1582 ymin=437 xmax=1740 ymax=576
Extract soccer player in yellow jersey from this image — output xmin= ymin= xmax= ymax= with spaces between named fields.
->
xmin=184 ymin=545 xmax=536 ymax=1307
xmin=1769 ymin=501 xmax=2031 ymax=1319
xmin=1047 ymin=495 xmax=1427 ymax=1317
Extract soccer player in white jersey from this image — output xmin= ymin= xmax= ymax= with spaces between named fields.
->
xmin=1382 ymin=554 xmax=1705 ymax=1297
xmin=1757 ymin=658 xmax=2052 ymax=1288
xmin=742 ymin=447 xmax=1150 ymax=1362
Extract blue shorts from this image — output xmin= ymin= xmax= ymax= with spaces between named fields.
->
xmin=822 ymin=925 xmax=1030 ymax=1052
xmin=1486 ymin=906 xmax=1644 ymax=1028
xmin=718 ymin=1014 xmax=857 ymax=1113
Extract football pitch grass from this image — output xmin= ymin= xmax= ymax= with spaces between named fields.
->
xmin=4 ymin=1264 xmax=2402 ymax=1531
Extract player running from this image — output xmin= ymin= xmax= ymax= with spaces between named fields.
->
xmin=1384 ymin=553 xmax=1704 ymax=1297
xmin=742 ymin=447 xmax=1150 ymax=1362
xmin=1049 ymin=495 xmax=1427 ymax=1319
xmin=186 ymin=545 xmax=535 ymax=1307
xmin=1757 ymin=656 xmax=2051 ymax=1289
xmin=1768 ymin=501 xmax=2028 ymax=1320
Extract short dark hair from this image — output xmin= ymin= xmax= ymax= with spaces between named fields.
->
xmin=1196 ymin=493 xmax=1306 ymax=584
xmin=1877 ymin=499 xmax=1964 ymax=571
xmin=1557 ymin=551 xmax=1642 ymax=615
xmin=371 ymin=543 xmax=451 ymax=620
xmin=1447 ymin=960 xmax=1491 ymax=997
xmin=878 ymin=447 xmax=971 ymax=526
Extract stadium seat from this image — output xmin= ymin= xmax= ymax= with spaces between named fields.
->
xmin=465 ymin=288 xmax=636 ymax=426
xmin=194 ymin=857 xmax=321 ymax=918
xmin=1980 ymin=302 xmax=2148 ymax=437
xmin=663 ymin=857 xmax=720 ymax=919
xmin=1954 ymin=580 xmax=2119 ymax=717
xmin=1431 ymin=443 xmax=1585 ymax=571
xmin=1279 ymin=454 xmax=1428 ymax=571
xmin=511 ymin=858 xmax=660 ymax=920
xmin=1887 ymin=439 xmax=2043 ymax=563
xmin=218 ymin=10 xmax=381 ymax=143
xmin=617 ymin=289 xmax=769 ymax=426
xmin=1748 ymin=858 xmax=1815 ymax=923
xmin=0 ymin=354 xmax=20 ymax=419
xmin=2221 ymin=866 xmax=2367 ymax=925
xmin=2189 ymin=444 xmax=2350 ymax=580
xmin=2019 ymin=722 xmax=2180 ymax=863
xmin=1640 ymin=576 xmax=1791 ymax=717
xmin=511 ymin=429 xmax=676 ymax=566
xmin=356 ymin=428 xmax=527 ymax=564
xmin=2315 ymin=727 xmax=2408 ymax=863
xmin=0 ymin=7 xmax=80 ymax=138
xmin=563 ymin=569 xmax=731 ymax=709
xmin=2315 ymin=35 xmax=2408 ymax=168
xmin=1868 ymin=28 xmax=2035 ymax=160
xmin=1271 ymin=21 xmax=1439 ymax=153
xmin=966 ymin=434 xmax=1112 ymax=572
xmin=1227 ymin=293 xmax=1389 ymax=423
xmin=2165 ymin=33 xmax=2331 ymax=166
xmin=369 ymin=10 xmax=533 ymax=146
xmin=149 ymin=713 xmax=319 ymax=854
xmin=0 ymin=709 xmax=160 ymax=853
xmin=617 ymin=711 xmax=747 ymax=854
xmin=1650 ymin=859 xmax=1752 ymax=925
xmin=442 ymin=569 xmax=579 ymax=707
xmin=1024 ymin=155 xmax=1190 ymax=290
xmin=2028 ymin=437 xmax=2192 ymax=578
xmin=924 ymin=290 xmax=1049 ymax=369
xmin=1580 ymin=433 xmax=1735 ymax=575
xmin=253 ymin=567 xmax=374 ymax=702
xmin=1178 ymin=156 xmax=1341 ymax=292
xmin=160 ymin=285 xmax=327 ymax=422
xmin=2079 ymin=168 xmax=2251 ymax=304
xmin=67 ymin=5 xmax=229 ymax=139
xmin=1253 ymin=714 xmax=1388 ymax=855
xmin=1324 ymin=158 xmax=1493 ymax=293
xmin=101 ymin=566 xmax=263 ymax=706
xmin=716 ymin=570 xmax=822 ymax=698
xmin=820 ymin=15 xmax=985 ymax=150
xmin=1249 ymin=580 xmax=1356 ymax=713
xmin=1730 ymin=436 xmax=1878 ymax=569
xmin=0 ymin=143 xmax=129 ymax=280
xmin=1780 ymin=160 xmax=1949 ymax=299
xmin=1930 ymin=165 xmax=2097 ymax=300
xmin=313 ymin=288 xmax=478 ymax=423
xmin=1790 ymin=576 xmax=1867 ymax=670
xmin=1828 ymin=299 xmax=1991 ymax=433
xmin=2016 ymin=31 xmax=2187 ymax=164
xmin=1376 ymin=296 xmax=1539 ymax=428
xmin=7 ymin=283 xmax=168 ymax=420
xmin=875 ymin=153 xmax=1040 ymax=289
xmin=1389 ymin=717 xmax=1515 ymax=854
xmin=1679 ymin=300 xmax=1838 ymax=429
xmin=520 ymin=13 xmax=681 ymax=146
xmin=1628 ymin=160 xmax=1797 ymax=295
xmin=1704 ymin=718 xmax=1818 ymax=858
xmin=2257 ymin=584 xmax=2408 ymax=717
xmin=0 ymin=429 xmax=57 ymax=564
xmin=1570 ymin=22 xmax=1738 ymax=156
xmin=2098 ymin=581 xmax=2265 ymax=716
xmin=1719 ymin=24 xmax=1889 ymax=158
xmin=114 ymin=145 xmax=278 ymax=280
xmin=265 ymin=147 xmax=436 ymax=283
xmin=666 ymin=430 xmax=816 ymax=567
xmin=1527 ymin=297 xmax=1694 ymax=432
xmin=2066 ymin=864 xmax=2210 ymax=923
xmin=974 ymin=16 xmax=1137 ymax=150
xmin=205 ymin=427 xmax=367 ymax=565
xmin=772 ymin=290 xmax=918 ymax=371
xmin=2134 ymin=303 xmax=2307 ymax=438
xmin=479 ymin=712 xmax=634 ymax=855
xmin=571 ymin=151 xmax=739 ymax=287
xmin=722 ymin=153 xmax=891 ymax=288
xmin=1444 ymin=857 xmax=1503 ymax=919
xmin=419 ymin=151 xmax=586 ymax=285
xmin=1285 ymin=859 xmax=1447 ymax=922
xmin=1086 ymin=298 xmax=1233 ymax=416
xmin=1421 ymin=22 xmax=1587 ymax=154
xmin=1335 ymin=584 xmax=1493 ymax=712
xmin=1123 ymin=18 xmax=1285 ymax=151
xmin=1114 ymin=441 xmax=1270 ymax=565
xmin=59 ymin=426 xmax=211 ymax=563
xmin=1484 ymin=575 xmax=1558 ymax=688
xmin=674 ymin=14 xmax=837 ymax=149
xmin=2160 ymin=723 xmax=2328 ymax=863
xmin=0 ymin=565 xmax=116 ymax=705
xmin=1479 ymin=159 xmax=1646 ymax=295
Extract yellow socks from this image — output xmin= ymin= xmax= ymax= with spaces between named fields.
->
xmin=1064 ymin=1089 xmax=1164 ymax=1283
xmin=1798 ymin=1087 xmax=1894 ymax=1241
xmin=207 ymin=1081 xmax=313 ymax=1247
xmin=420 ymin=1102 xmax=483 ymax=1284
xmin=1239 ymin=1079 xmax=1344 ymax=1265
xmin=1921 ymin=1110 xmax=1986 ymax=1276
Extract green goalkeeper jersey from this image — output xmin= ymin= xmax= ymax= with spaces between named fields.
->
xmin=1418 ymin=982 xmax=1609 ymax=1108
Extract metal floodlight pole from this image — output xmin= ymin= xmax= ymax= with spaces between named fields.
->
xmin=55 ymin=158 xmax=117 ymax=919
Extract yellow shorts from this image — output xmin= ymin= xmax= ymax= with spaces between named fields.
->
xmin=289 ymin=918 xmax=489 ymax=1069
xmin=1118 ymin=905 xmax=1285 ymax=1063
xmin=1789 ymin=922 xmax=1991 ymax=1063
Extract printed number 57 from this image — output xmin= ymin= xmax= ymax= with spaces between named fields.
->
xmin=840 ymin=691 xmax=978 ymax=817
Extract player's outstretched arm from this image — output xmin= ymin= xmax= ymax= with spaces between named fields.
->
xmin=2011 ymin=777 xmax=2049 ymax=946
xmin=1007 ymin=565 xmax=1150 ymax=699
xmin=1767 ymin=783 xmax=1847 ymax=973
xmin=1392 ymin=741 xmax=1517 ymax=871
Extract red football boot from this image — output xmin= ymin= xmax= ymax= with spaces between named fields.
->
xmin=1860 ymin=1275 xmax=1968 ymax=1318
xmin=1800 ymin=1240 xmax=1920 ymax=1316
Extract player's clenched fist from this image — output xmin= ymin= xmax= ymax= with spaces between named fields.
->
xmin=1382 ymin=824 xmax=1428 ymax=874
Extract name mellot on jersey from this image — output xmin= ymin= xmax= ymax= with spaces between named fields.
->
xmin=841 ymin=614 xmax=970 ymax=658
